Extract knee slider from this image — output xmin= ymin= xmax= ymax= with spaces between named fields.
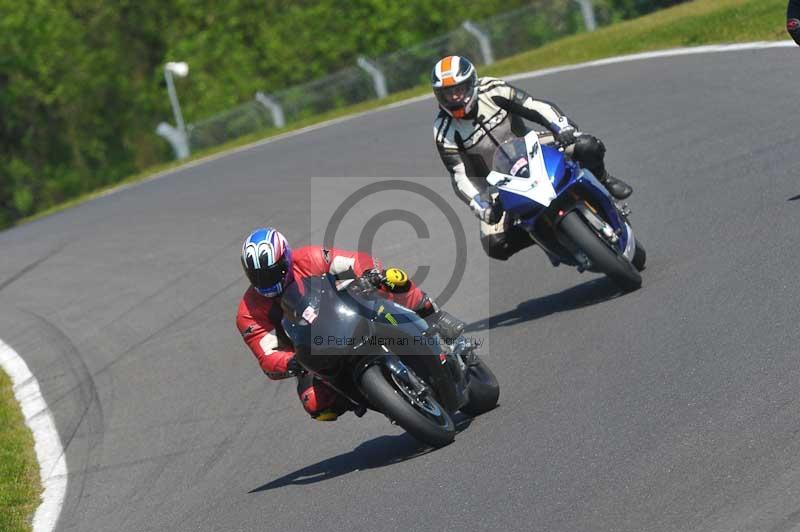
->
xmin=299 ymin=384 xmax=338 ymax=416
xmin=481 ymin=233 xmax=513 ymax=261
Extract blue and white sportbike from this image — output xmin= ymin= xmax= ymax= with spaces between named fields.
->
xmin=486 ymin=130 xmax=646 ymax=291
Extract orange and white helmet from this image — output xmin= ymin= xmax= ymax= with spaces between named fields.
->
xmin=431 ymin=56 xmax=478 ymax=119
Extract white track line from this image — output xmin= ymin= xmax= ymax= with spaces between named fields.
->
xmin=95 ymin=40 xmax=795 ymax=200
xmin=504 ymin=40 xmax=796 ymax=83
xmin=0 ymin=339 xmax=67 ymax=532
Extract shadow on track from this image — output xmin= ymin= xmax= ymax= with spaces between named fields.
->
xmin=250 ymin=417 xmax=473 ymax=493
xmin=466 ymin=277 xmax=623 ymax=333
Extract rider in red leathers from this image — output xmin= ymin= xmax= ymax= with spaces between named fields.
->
xmin=236 ymin=228 xmax=464 ymax=421
xmin=789 ymin=0 xmax=800 ymax=45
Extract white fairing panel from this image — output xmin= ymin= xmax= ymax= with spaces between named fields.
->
xmin=486 ymin=132 xmax=557 ymax=208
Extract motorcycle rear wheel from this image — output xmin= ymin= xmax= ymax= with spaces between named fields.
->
xmin=560 ymin=211 xmax=642 ymax=291
xmin=360 ymin=365 xmax=455 ymax=448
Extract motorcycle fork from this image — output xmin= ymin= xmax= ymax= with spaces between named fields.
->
xmin=550 ymin=195 xmax=620 ymax=271
xmin=355 ymin=351 xmax=429 ymax=395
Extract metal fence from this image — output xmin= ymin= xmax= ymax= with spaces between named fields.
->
xmin=187 ymin=101 xmax=273 ymax=152
xmin=159 ymin=0 xmax=615 ymax=157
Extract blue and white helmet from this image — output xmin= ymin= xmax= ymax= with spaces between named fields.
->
xmin=241 ymin=228 xmax=293 ymax=297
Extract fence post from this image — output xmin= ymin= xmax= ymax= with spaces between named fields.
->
xmin=462 ymin=21 xmax=495 ymax=65
xmin=356 ymin=56 xmax=388 ymax=99
xmin=156 ymin=122 xmax=190 ymax=160
xmin=254 ymin=91 xmax=286 ymax=128
xmin=574 ymin=0 xmax=597 ymax=32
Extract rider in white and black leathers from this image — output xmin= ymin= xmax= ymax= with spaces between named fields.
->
xmin=432 ymin=55 xmax=633 ymax=261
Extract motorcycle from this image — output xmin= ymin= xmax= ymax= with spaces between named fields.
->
xmin=486 ymin=130 xmax=646 ymax=291
xmin=280 ymin=272 xmax=499 ymax=448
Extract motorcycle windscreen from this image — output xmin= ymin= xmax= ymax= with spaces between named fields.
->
xmin=347 ymin=287 xmax=434 ymax=356
xmin=492 ymin=138 xmax=529 ymax=176
xmin=280 ymin=275 xmax=367 ymax=355
xmin=347 ymin=288 xmax=424 ymax=327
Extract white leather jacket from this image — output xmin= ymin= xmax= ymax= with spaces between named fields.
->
xmin=433 ymin=77 xmax=577 ymax=203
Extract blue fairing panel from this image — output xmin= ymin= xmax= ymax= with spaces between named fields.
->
xmin=499 ymin=188 xmax=543 ymax=218
xmin=554 ymin=163 xmax=579 ymax=195
xmin=542 ymin=145 xmax=566 ymax=184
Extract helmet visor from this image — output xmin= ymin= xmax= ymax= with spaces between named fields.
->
xmin=434 ymin=75 xmax=476 ymax=110
xmin=246 ymin=256 xmax=289 ymax=290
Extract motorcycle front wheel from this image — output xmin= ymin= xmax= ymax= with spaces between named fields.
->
xmin=359 ymin=364 xmax=455 ymax=448
xmin=559 ymin=211 xmax=642 ymax=291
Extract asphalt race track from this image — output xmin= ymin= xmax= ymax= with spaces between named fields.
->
xmin=2 ymin=46 xmax=800 ymax=532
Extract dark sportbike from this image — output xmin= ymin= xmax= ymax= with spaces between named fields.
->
xmin=280 ymin=273 xmax=499 ymax=447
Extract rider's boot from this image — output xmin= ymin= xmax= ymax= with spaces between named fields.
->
xmin=426 ymin=310 xmax=466 ymax=342
xmin=572 ymin=135 xmax=633 ymax=200
xmin=598 ymin=170 xmax=633 ymax=200
xmin=414 ymin=296 xmax=465 ymax=341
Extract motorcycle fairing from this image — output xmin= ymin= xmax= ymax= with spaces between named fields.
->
xmin=281 ymin=274 xmax=468 ymax=411
xmin=488 ymin=130 xmax=633 ymax=257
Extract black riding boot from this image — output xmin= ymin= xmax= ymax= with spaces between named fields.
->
xmin=572 ymin=135 xmax=633 ymax=200
xmin=597 ymin=170 xmax=633 ymax=200
xmin=426 ymin=310 xmax=466 ymax=342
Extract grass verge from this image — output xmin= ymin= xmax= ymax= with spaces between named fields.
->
xmin=17 ymin=0 xmax=789 ymax=227
xmin=0 ymin=369 xmax=40 ymax=532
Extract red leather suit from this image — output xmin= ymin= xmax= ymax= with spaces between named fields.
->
xmin=236 ymin=246 xmax=427 ymax=416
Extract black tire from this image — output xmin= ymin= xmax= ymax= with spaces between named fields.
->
xmin=632 ymin=239 xmax=646 ymax=272
xmin=559 ymin=211 xmax=642 ymax=291
xmin=359 ymin=364 xmax=455 ymax=448
xmin=461 ymin=357 xmax=500 ymax=416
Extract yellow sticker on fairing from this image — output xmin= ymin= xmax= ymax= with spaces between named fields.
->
xmin=376 ymin=304 xmax=399 ymax=325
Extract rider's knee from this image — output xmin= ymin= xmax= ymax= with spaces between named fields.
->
xmin=572 ymin=135 xmax=606 ymax=174
xmin=480 ymin=229 xmax=533 ymax=261
xmin=297 ymin=379 xmax=339 ymax=417
xmin=481 ymin=233 xmax=512 ymax=261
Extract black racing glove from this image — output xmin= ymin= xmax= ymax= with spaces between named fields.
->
xmin=358 ymin=267 xmax=415 ymax=293
xmin=358 ymin=268 xmax=385 ymax=290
